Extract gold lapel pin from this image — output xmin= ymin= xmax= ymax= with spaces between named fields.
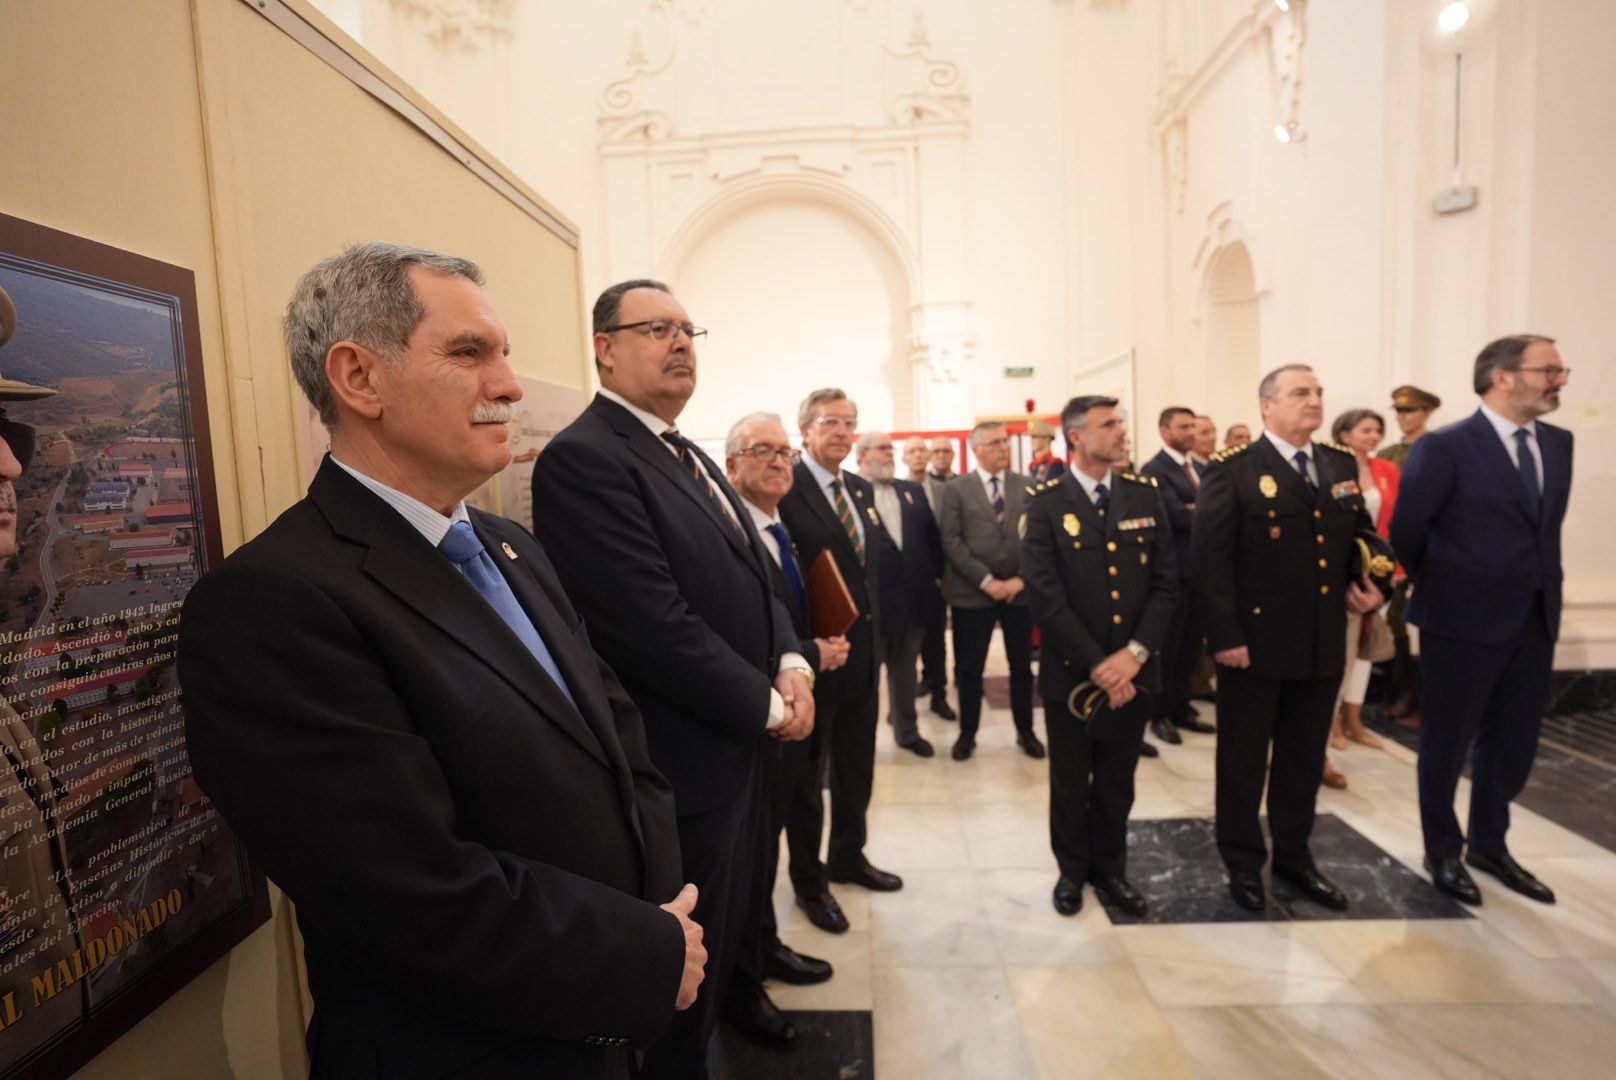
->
xmin=501 ymin=542 xmax=519 ymax=560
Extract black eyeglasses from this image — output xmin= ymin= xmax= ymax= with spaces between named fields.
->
xmin=1517 ymin=366 xmax=1571 ymax=382
xmin=736 ymin=446 xmax=801 ymax=464
xmin=601 ymin=320 xmax=707 ymax=342
xmin=0 ymin=412 xmax=35 ymax=472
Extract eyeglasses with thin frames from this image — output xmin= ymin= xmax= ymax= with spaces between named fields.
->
xmin=1516 ymin=366 xmax=1571 ymax=382
xmin=601 ymin=320 xmax=707 ymax=342
xmin=736 ymin=446 xmax=801 ymax=464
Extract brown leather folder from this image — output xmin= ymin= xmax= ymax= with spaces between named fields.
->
xmin=807 ymin=550 xmax=858 ymax=638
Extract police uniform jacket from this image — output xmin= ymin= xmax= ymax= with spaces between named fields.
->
xmin=1192 ymin=436 xmax=1377 ymax=681
xmin=1021 ymin=473 xmax=1179 ymax=705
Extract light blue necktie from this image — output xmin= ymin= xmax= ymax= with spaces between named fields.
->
xmin=439 ymin=521 xmax=578 ymax=710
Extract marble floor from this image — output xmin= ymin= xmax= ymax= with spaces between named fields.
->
xmin=748 ymin=646 xmax=1616 ymax=1079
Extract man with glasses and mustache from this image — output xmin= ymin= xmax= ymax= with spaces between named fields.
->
xmin=533 ymin=281 xmax=814 ymax=1079
xmin=0 ymin=284 xmax=90 ymax=1070
xmin=1393 ymin=335 xmax=1574 ymax=908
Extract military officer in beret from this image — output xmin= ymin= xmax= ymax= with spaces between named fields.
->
xmin=1377 ymin=384 xmax=1441 ymax=470
xmin=1022 ymin=395 xmax=1178 ymax=918
xmin=1193 ymin=364 xmax=1384 ymax=913
xmin=0 ymin=284 xmax=90 ymax=1070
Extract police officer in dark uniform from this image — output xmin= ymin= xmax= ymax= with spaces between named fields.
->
xmin=1022 ymin=395 xmax=1178 ymax=918
xmin=1194 ymin=364 xmax=1384 ymax=913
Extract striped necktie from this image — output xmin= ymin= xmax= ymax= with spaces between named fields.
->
xmin=830 ymin=478 xmax=865 ymax=564
xmin=990 ymin=475 xmax=1005 ymax=522
xmin=663 ymin=428 xmax=740 ymax=532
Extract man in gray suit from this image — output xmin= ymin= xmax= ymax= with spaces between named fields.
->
xmin=937 ymin=421 xmax=1044 ymax=761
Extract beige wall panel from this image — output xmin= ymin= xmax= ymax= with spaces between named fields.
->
xmin=194 ymin=0 xmax=585 ymax=524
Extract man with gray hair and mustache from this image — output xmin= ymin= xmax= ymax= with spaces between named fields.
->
xmin=180 ymin=244 xmax=697 ymax=1079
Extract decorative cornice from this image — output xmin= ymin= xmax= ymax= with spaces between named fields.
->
xmin=882 ymin=11 xmax=969 ymax=123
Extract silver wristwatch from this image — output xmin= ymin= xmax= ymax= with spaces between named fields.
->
xmin=1125 ymin=640 xmax=1150 ymax=664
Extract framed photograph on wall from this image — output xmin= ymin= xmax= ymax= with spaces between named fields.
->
xmin=0 ymin=212 xmax=269 ymax=1080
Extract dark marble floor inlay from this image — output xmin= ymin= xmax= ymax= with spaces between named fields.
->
xmin=713 ymin=1010 xmax=872 ymax=1079
xmin=1102 ymin=814 xmax=1472 ymax=925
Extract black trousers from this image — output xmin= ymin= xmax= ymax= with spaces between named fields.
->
xmin=920 ymin=605 xmax=948 ymax=698
xmin=951 ymin=603 xmax=1034 ymax=737
xmin=1046 ymin=700 xmax=1143 ymax=883
xmin=641 ymin=761 xmax=762 ymax=1080
xmin=1417 ymin=616 xmax=1553 ymax=859
xmin=1214 ymin=667 xmax=1340 ymax=875
xmin=730 ymin=735 xmax=824 ymax=997
xmin=1156 ymin=582 xmax=1200 ymax=724
xmin=882 ymin=621 xmax=928 ymax=746
xmin=819 ymin=688 xmax=879 ymax=875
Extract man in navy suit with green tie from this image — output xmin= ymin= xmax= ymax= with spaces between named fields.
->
xmin=1393 ymin=334 xmax=1575 ymax=907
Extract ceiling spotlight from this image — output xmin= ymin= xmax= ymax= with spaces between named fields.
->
xmin=1438 ymin=2 xmax=1470 ymax=34
xmin=1274 ymin=124 xmax=1292 ymax=144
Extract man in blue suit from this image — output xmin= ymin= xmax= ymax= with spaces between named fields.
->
xmin=1392 ymin=334 xmax=1574 ymax=907
xmin=857 ymin=430 xmax=946 ymax=757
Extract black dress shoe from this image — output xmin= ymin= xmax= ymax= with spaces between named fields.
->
xmin=951 ymin=736 xmax=975 ymax=761
xmin=1228 ymin=872 xmax=1267 ymax=912
xmin=794 ymin=891 xmax=851 ymax=933
xmin=829 ymin=859 xmax=904 ymax=892
xmin=1466 ymin=851 xmax=1555 ymax=904
xmin=899 ymin=736 xmax=936 ymax=758
xmin=724 ymin=988 xmax=798 ymax=1051
xmin=764 ymin=942 xmax=833 ymax=985
xmin=1090 ymin=874 xmax=1148 ymax=917
xmin=931 ymin=698 xmax=958 ymax=721
xmin=1052 ymin=875 xmax=1083 ymax=916
xmin=1274 ymin=864 xmax=1349 ymax=911
xmin=1016 ymin=731 xmax=1046 ymax=759
xmin=1425 ymin=855 xmax=1482 ymax=906
xmin=1149 ymin=716 xmax=1183 ymax=745
xmin=1138 ymin=740 xmax=1159 ymax=759
xmin=1176 ymin=715 xmax=1216 ymax=735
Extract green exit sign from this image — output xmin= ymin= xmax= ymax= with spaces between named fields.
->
xmin=1004 ymin=366 xmax=1034 ymax=378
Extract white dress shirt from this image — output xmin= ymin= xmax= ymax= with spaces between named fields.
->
xmin=598 ymin=387 xmax=740 ymax=529
xmin=1479 ymin=401 xmax=1543 ymax=489
xmin=870 ymin=480 xmax=904 ymax=551
xmin=1069 ymin=467 xmax=1116 ymax=506
xmin=1161 ymin=444 xmax=1200 ymax=488
xmin=1263 ymin=428 xmax=1316 ymax=485
xmin=332 ymin=456 xmax=470 ymax=543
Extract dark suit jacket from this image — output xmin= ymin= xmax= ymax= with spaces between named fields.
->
xmin=778 ymin=460 xmax=880 ymax=699
xmin=1022 ymin=473 xmax=1178 ymax=704
xmin=1193 ymin=437 xmax=1377 ymax=680
xmin=938 ymin=471 xmax=1030 ymax=609
xmin=1140 ymin=449 xmax=1202 ymax=579
xmin=1391 ymin=409 xmax=1573 ymax=644
xmin=869 ymin=478 xmax=944 ymax=632
xmin=531 ymin=395 xmax=799 ymax=815
xmin=178 ymin=459 xmax=684 ymax=1080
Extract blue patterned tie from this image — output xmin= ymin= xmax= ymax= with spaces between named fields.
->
xmin=1293 ymin=450 xmax=1315 ymax=489
xmin=1514 ymin=428 xmax=1541 ymax=518
xmin=765 ymin=522 xmax=808 ymax=618
xmin=439 ymin=521 xmax=577 ymax=710
xmin=1094 ymin=481 xmax=1109 ymax=515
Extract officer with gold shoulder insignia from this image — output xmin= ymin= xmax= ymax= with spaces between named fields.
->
xmin=1022 ymin=395 xmax=1177 ymax=919
xmin=1193 ymin=364 xmax=1384 ymax=915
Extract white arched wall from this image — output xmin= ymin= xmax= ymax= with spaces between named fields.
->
xmin=1200 ymin=239 xmax=1262 ymax=440
xmin=667 ymin=197 xmax=911 ymax=442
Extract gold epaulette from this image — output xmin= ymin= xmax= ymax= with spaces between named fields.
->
xmin=1026 ymin=477 xmax=1063 ymax=496
xmin=1119 ymin=471 xmax=1158 ymax=487
xmin=1211 ymin=443 xmax=1250 ymax=463
xmin=1318 ymin=439 xmax=1354 ymax=457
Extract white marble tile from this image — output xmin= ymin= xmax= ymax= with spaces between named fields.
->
xmin=867 ymin=868 xmax=1000 ymax=968
xmin=976 ymin=868 xmax=1128 ymax=966
xmin=1390 ymin=1004 xmax=1616 ymax=1079
xmin=871 ymin=751 xmax=955 ymax=805
xmin=959 ymin=800 xmax=1058 ymax=871
xmin=873 ymin=965 xmax=1036 ymax=1080
xmin=1471 ymin=853 xmax=1616 ymax=959
xmin=943 ymin=754 xmax=1049 ymax=806
xmin=1007 ymin=964 xmax=1196 ymax=1080
xmin=1291 ymin=919 xmax=1592 ymax=1005
xmin=1121 ymin=923 xmax=1367 ymax=1006
xmin=1161 ymin=1004 xmax=1442 ymax=1080
xmin=863 ymin=801 xmax=973 ymax=870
